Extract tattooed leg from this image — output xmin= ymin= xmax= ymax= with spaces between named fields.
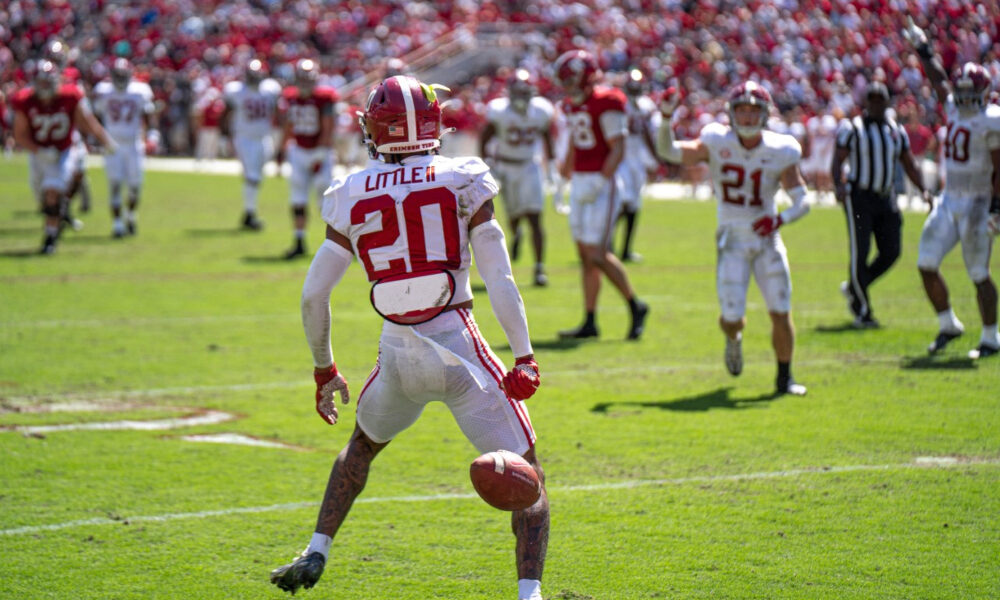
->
xmin=512 ymin=448 xmax=549 ymax=580
xmin=314 ymin=424 xmax=389 ymax=537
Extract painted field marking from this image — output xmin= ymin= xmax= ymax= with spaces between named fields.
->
xmin=2 ymin=457 xmax=996 ymax=536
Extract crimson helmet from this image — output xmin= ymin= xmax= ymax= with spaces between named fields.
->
xmin=34 ymin=60 xmax=60 ymax=102
xmin=360 ymin=75 xmax=446 ymax=157
xmin=295 ymin=58 xmax=319 ymax=93
xmin=246 ymin=59 xmax=266 ymax=86
xmin=726 ymin=81 xmax=773 ymax=139
xmin=951 ymin=62 xmax=991 ymax=111
xmin=111 ymin=58 xmax=132 ymax=91
xmin=509 ymin=68 xmax=535 ymax=112
xmin=554 ymin=50 xmax=599 ymax=101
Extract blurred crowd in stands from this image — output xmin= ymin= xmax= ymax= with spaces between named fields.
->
xmin=2 ymin=0 xmax=999 ymax=166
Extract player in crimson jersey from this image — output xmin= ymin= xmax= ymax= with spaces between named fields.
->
xmin=657 ymin=81 xmax=810 ymax=396
xmin=45 ymin=39 xmax=94 ymax=217
xmin=277 ymin=59 xmax=339 ymax=259
xmin=269 ymin=76 xmax=548 ymax=600
xmin=12 ymin=60 xmax=116 ymax=254
xmin=554 ymin=50 xmax=649 ymax=340
xmin=905 ymin=19 xmax=1000 ymax=360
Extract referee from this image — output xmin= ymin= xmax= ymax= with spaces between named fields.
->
xmin=831 ymin=82 xmax=929 ymax=328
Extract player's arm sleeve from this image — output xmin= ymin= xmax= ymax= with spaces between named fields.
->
xmin=469 ymin=219 xmax=533 ymax=358
xmin=301 ymin=239 xmax=353 ymax=368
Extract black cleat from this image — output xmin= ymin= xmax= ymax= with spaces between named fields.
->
xmin=851 ymin=314 xmax=880 ymax=330
xmin=284 ymin=241 xmax=306 ymax=260
xmin=533 ymin=268 xmax=548 ymax=287
xmin=969 ymin=343 xmax=999 ymax=360
xmin=270 ymin=551 xmax=326 ymax=595
xmin=626 ymin=301 xmax=649 ymax=340
xmin=776 ymin=376 xmax=807 ymax=396
xmin=927 ymin=329 xmax=963 ymax=355
xmin=558 ymin=323 xmax=599 ymax=339
xmin=242 ymin=211 xmax=264 ymax=231
xmin=126 ymin=220 xmax=136 ymax=236
xmin=39 ymin=234 xmax=58 ymax=255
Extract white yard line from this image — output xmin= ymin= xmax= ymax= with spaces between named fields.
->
xmin=1 ymin=457 xmax=995 ymax=536
xmin=14 ymin=411 xmax=234 ymax=433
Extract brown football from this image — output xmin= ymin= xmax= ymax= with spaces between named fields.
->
xmin=469 ymin=450 xmax=541 ymax=511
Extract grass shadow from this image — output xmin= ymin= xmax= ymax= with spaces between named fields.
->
xmin=241 ymin=254 xmax=302 ymax=265
xmin=497 ymin=337 xmax=589 ymax=352
xmin=185 ymin=227 xmax=246 ymax=238
xmin=591 ymin=386 xmax=780 ymax=414
xmin=900 ymin=355 xmax=977 ymax=370
xmin=0 ymin=226 xmax=42 ymax=236
xmin=814 ymin=322 xmax=872 ymax=333
xmin=0 ymin=248 xmax=44 ymax=258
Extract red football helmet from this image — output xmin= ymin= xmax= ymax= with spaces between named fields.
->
xmin=554 ymin=50 xmax=599 ymax=101
xmin=295 ymin=58 xmax=319 ymax=93
xmin=34 ymin=60 xmax=60 ymax=102
xmin=726 ymin=81 xmax=773 ymax=139
xmin=111 ymin=58 xmax=132 ymax=91
xmin=952 ymin=62 xmax=991 ymax=111
xmin=360 ymin=75 xmax=445 ymax=157
xmin=508 ymin=68 xmax=535 ymax=112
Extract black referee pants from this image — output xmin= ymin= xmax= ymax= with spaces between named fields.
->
xmin=843 ymin=188 xmax=902 ymax=318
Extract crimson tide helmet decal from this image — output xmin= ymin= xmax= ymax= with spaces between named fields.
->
xmin=360 ymin=75 xmax=447 ymax=155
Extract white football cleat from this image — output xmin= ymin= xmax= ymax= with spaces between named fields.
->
xmin=724 ymin=334 xmax=743 ymax=376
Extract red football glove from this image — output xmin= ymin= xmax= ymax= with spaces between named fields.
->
xmin=314 ymin=364 xmax=350 ymax=425
xmin=502 ymin=357 xmax=540 ymax=401
xmin=752 ymin=214 xmax=783 ymax=237
xmin=657 ymin=86 xmax=683 ymax=117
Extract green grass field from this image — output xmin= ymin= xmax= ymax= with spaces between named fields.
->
xmin=1 ymin=155 xmax=998 ymax=599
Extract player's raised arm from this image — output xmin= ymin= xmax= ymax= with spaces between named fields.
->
xmin=300 ymin=225 xmax=354 ymax=424
xmin=904 ymin=18 xmax=949 ymax=102
xmin=654 ymin=88 xmax=708 ymax=165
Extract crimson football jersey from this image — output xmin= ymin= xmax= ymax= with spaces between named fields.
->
xmin=561 ymin=85 xmax=628 ymax=173
xmin=281 ymin=86 xmax=339 ymax=149
xmin=11 ymin=84 xmax=84 ymax=150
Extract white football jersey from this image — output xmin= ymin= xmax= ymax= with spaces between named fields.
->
xmin=484 ymin=96 xmax=554 ymax=161
xmin=624 ymin=95 xmax=660 ymax=160
xmin=223 ymin=79 xmax=281 ymax=139
xmin=806 ymin=114 xmax=838 ymax=158
xmin=92 ymin=81 xmax=154 ymax=142
xmin=699 ymin=122 xmax=801 ymax=226
xmin=322 ymin=154 xmax=499 ymax=306
xmin=940 ymin=97 xmax=1000 ymax=196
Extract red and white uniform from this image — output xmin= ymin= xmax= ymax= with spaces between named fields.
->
xmin=484 ymin=95 xmax=554 ymax=217
xmin=699 ymin=122 xmax=802 ymax=320
xmin=224 ymin=78 xmax=281 ymax=183
xmin=12 ymin=84 xmax=83 ymax=195
xmin=93 ymin=80 xmax=155 ymax=187
xmin=281 ymin=85 xmax=338 ymax=206
xmin=917 ymin=98 xmax=1000 ymax=282
xmin=561 ymin=85 xmax=628 ymax=245
xmin=320 ymin=154 xmax=536 ymax=453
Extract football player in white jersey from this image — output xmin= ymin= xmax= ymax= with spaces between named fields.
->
xmin=657 ymin=82 xmax=810 ymax=396
xmin=479 ymin=69 xmax=556 ymax=286
xmin=222 ymin=59 xmax=281 ymax=231
xmin=269 ymin=76 xmax=548 ymax=600
xmin=906 ymin=19 xmax=1000 ymax=359
xmin=92 ymin=58 xmax=155 ymax=238
xmin=616 ymin=69 xmax=661 ymax=262
xmin=802 ymin=112 xmax=839 ymax=204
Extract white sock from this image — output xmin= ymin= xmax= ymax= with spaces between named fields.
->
xmin=517 ymin=579 xmax=541 ymax=600
xmin=306 ymin=532 xmax=332 ymax=560
xmin=982 ymin=323 xmax=1000 ymax=346
xmin=243 ymin=182 xmax=259 ymax=212
xmin=937 ymin=309 xmax=962 ymax=333
xmin=295 ymin=229 xmax=305 ymax=240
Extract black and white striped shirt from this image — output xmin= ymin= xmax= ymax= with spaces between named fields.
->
xmin=834 ymin=115 xmax=910 ymax=197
